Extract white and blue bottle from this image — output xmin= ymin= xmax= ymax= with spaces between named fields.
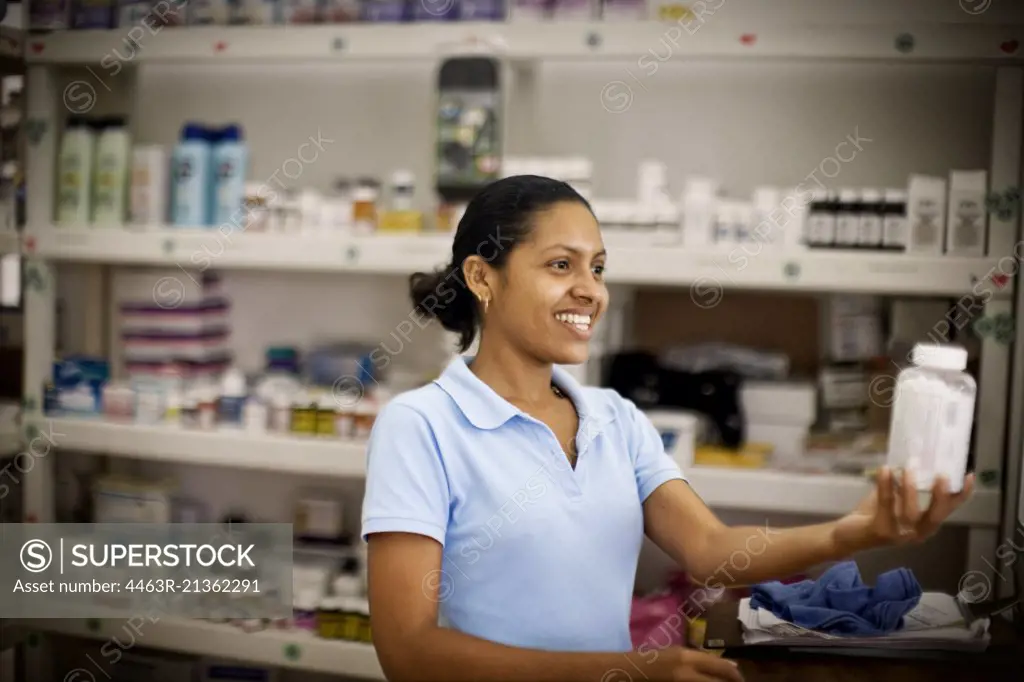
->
xmin=212 ymin=124 xmax=249 ymax=228
xmin=170 ymin=123 xmax=212 ymax=226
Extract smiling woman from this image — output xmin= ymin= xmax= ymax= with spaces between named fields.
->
xmin=360 ymin=175 xmax=972 ymax=682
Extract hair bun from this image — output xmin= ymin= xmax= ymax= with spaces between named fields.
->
xmin=409 ymin=264 xmax=475 ymax=350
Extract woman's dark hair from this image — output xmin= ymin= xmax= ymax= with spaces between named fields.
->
xmin=409 ymin=175 xmax=591 ymax=352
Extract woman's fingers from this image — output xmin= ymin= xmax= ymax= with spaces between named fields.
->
xmin=918 ymin=475 xmax=952 ymax=536
xmin=690 ymin=651 xmax=745 ymax=682
xmin=897 ymin=468 xmax=921 ymax=533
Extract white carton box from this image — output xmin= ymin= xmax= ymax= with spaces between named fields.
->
xmin=946 ymin=170 xmax=988 ymax=256
xmin=906 ymin=175 xmax=946 ymax=254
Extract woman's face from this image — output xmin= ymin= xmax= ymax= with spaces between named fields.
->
xmin=487 ymin=201 xmax=608 ymax=366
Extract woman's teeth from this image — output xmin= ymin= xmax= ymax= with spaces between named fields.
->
xmin=555 ymin=313 xmax=592 ymax=331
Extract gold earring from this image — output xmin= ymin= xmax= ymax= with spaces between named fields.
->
xmin=481 ymin=297 xmax=490 ymax=314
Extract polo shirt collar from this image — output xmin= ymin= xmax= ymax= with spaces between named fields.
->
xmin=434 ymin=355 xmax=614 ymax=432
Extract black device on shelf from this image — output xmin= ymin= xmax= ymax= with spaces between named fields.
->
xmin=435 ymin=56 xmax=502 ymax=204
xmin=604 ymin=350 xmax=745 ymax=449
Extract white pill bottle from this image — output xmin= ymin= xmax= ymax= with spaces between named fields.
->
xmin=886 ymin=343 xmax=976 ymax=493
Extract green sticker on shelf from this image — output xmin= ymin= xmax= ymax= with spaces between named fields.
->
xmin=24 ymin=423 xmax=39 ymax=440
xmin=895 ymin=33 xmax=915 ymax=54
xmin=346 ymin=246 xmax=360 ymax=263
xmin=284 ymin=643 xmax=301 ymax=661
xmin=23 ymin=263 xmax=46 ymax=293
xmin=986 ymin=187 xmax=1021 ymax=222
xmin=26 ymin=118 xmax=47 ymax=146
xmin=86 ymin=619 xmax=101 ymax=633
xmin=162 ymin=238 xmax=175 ymax=255
xmin=783 ymin=262 xmax=800 ymax=279
xmin=979 ymin=470 xmax=999 ymax=486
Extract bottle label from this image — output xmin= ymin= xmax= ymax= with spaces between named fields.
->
xmin=858 ymin=216 xmax=883 ymax=246
xmin=836 ymin=215 xmax=859 ymax=245
xmin=883 ymin=216 xmax=907 ymax=247
xmin=912 ymin=216 xmax=939 ymax=249
xmin=934 ymin=391 xmax=974 ymax=492
xmin=808 ymin=215 xmax=836 ymax=245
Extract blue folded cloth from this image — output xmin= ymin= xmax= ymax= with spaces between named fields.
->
xmin=749 ymin=561 xmax=922 ymax=636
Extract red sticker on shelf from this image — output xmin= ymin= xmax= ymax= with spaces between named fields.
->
xmin=992 ymin=273 xmax=1010 ymax=289
xmin=30 ymin=42 xmax=45 ymax=54
xmin=740 ymin=34 xmax=757 ymax=46
xmin=26 ymin=514 xmax=38 ymax=523
xmin=1000 ymin=39 xmax=1020 ymax=55
xmin=214 ymin=41 xmax=228 ymax=53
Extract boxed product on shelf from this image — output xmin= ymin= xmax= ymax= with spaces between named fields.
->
xmin=552 ymin=0 xmax=595 ymax=20
xmin=906 ymin=174 xmax=946 ymax=254
xmin=508 ymin=0 xmax=551 ymax=21
xmin=740 ymin=380 xmax=817 ymax=461
xmin=828 ymin=294 xmax=883 ymax=362
xmin=93 ymin=474 xmax=176 ymax=524
xmin=460 ymin=0 xmax=507 ymax=20
xmin=282 ymin=0 xmax=321 ymax=23
xmin=118 ymin=0 xmax=154 ymax=26
xmin=44 ymin=356 xmax=110 ymax=416
xmin=72 ymin=0 xmax=118 ymax=28
xmin=602 ymin=0 xmax=647 ymax=21
xmin=946 ymin=170 xmax=988 ymax=256
xmin=188 ymin=0 xmax=232 ymax=24
xmin=30 ymin=0 xmax=73 ymax=29
xmin=322 ymin=0 xmax=361 ymax=22
xmin=316 ymin=596 xmax=372 ymax=643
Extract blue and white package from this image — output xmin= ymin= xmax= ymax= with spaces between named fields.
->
xmin=117 ymin=0 xmax=153 ymax=26
xmin=72 ymin=0 xmax=117 ymax=28
xmin=460 ymin=0 xmax=505 ymax=20
xmin=48 ymin=356 xmax=110 ymax=415
xmin=361 ymin=0 xmax=407 ymax=22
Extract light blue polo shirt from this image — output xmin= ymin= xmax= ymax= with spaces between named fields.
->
xmin=361 ymin=356 xmax=686 ymax=652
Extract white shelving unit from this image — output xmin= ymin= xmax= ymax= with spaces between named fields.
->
xmin=14 ymin=6 xmax=1024 ymax=679
xmin=37 ymin=418 xmax=1004 ymax=525
xmin=17 ymin=617 xmax=384 ymax=679
xmin=22 ymin=226 xmax=1012 ymax=296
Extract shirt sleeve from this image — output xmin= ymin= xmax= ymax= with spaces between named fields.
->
xmin=623 ymin=398 xmax=687 ymax=503
xmin=361 ymin=401 xmax=451 ymax=546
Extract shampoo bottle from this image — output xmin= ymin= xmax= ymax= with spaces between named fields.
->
xmin=56 ymin=116 xmax=96 ymax=225
xmin=91 ymin=117 xmax=132 ymax=226
xmin=212 ymin=124 xmax=249 ymax=228
xmin=171 ymin=123 xmax=213 ymax=226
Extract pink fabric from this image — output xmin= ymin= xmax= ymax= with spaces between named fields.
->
xmin=629 ymin=571 xmax=811 ymax=650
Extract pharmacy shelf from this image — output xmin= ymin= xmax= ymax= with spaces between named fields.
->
xmin=24 ymin=21 xmax=1024 ymax=66
xmin=606 ymin=245 xmax=1010 ymax=298
xmin=46 ymin=418 xmax=368 ymax=478
xmin=24 ymin=228 xmax=453 ymax=275
xmin=16 ymin=618 xmax=384 ymax=679
xmin=45 ymin=417 xmax=1000 ymax=525
xmin=25 ymin=227 xmax=1009 ymax=298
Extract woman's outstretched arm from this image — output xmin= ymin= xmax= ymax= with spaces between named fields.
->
xmin=643 ymin=468 xmax=974 ymax=589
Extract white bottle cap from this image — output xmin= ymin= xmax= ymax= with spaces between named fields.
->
xmin=911 ymin=343 xmax=968 ymax=371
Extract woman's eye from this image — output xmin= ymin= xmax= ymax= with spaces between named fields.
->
xmin=550 ymin=260 xmax=570 ymax=270
xmin=593 ymin=264 xmax=605 ymax=276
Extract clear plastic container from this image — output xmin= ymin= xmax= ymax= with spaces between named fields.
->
xmin=886 ymin=343 xmax=976 ymax=493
